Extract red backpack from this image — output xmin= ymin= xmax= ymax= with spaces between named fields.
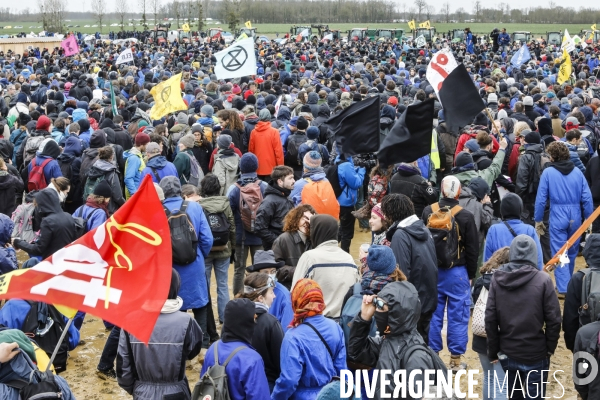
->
xmin=28 ymin=158 xmax=53 ymax=192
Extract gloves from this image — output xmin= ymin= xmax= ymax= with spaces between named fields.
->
xmin=229 ymin=252 xmax=236 ymax=265
xmin=535 ymin=222 xmax=546 ymax=237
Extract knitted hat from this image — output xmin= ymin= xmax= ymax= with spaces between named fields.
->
xmin=217 ymin=134 xmax=232 ymax=150
xmin=523 ymin=96 xmax=533 ymax=106
xmin=176 ymin=112 xmax=188 ymax=125
xmin=454 ymin=151 xmax=474 ymax=167
xmin=93 ymin=180 xmax=113 ymax=198
xmin=135 ymin=132 xmax=150 ymax=147
xmin=36 ymin=115 xmax=51 ymax=131
xmin=367 ymin=245 xmax=397 ymax=275
xmin=258 ymin=109 xmax=271 ymax=121
xmin=191 ymin=124 xmax=203 ymax=134
xmin=240 ymin=152 xmax=259 ymax=173
xmin=441 ymin=175 xmax=461 ymax=199
xmin=201 ymin=105 xmax=214 ymax=117
xmin=296 ymin=116 xmax=309 ymax=130
xmin=146 ymin=142 xmax=161 ymax=154
xmin=306 ymin=126 xmax=319 ymax=140
xmin=371 ymin=203 xmax=384 ymax=220
xmin=464 ymin=139 xmax=479 ymax=152
xmin=178 ymin=133 xmax=195 ymax=149
xmin=524 ymin=130 xmax=541 ymax=144
xmin=487 ymin=93 xmax=498 ymax=103
xmin=288 ymin=116 xmax=298 ymax=127
xmin=468 ymin=177 xmax=489 ymax=201
xmin=303 ymin=151 xmax=322 ymax=171
xmin=387 ymin=96 xmax=398 ymax=106
xmin=566 ymin=116 xmax=579 ymax=130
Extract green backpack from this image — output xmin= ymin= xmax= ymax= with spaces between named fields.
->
xmin=191 ymin=341 xmax=246 ymax=400
xmin=82 ymin=174 xmax=108 ymax=201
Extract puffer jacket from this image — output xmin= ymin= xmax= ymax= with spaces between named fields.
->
xmin=255 ymin=183 xmax=294 ymax=250
xmin=198 ymin=195 xmax=236 ymax=258
xmin=336 ymin=156 xmax=366 ymax=207
xmin=117 ymin=309 xmax=203 ymax=400
xmin=348 ymin=281 xmax=441 ymax=399
xmin=248 ymin=121 xmax=284 ymax=176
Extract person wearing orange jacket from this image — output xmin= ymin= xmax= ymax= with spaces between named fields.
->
xmin=249 ymin=109 xmax=284 ymax=180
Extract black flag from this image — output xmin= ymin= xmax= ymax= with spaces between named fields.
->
xmin=324 ymin=95 xmax=380 ymax=156
xmin=439 ymin=64 xmax=486 ymax=133
xmin=377 ymin=98 xmax=435 ymax=168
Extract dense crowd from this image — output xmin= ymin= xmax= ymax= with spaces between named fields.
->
xmin=0 ymin=27 xmax=599 ymax=399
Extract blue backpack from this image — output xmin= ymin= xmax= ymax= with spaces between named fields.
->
xmin=339 ymin=283 xmax=377 ymax=349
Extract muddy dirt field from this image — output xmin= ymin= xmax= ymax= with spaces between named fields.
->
xmin=16 ymin=228 xmax=581 ymax=399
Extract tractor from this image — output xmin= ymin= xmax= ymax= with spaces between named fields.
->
xmin=546 ymin=31 xmax=562 ymax=46
xmin=237 ymin=27 xmax=257 ymax=42
xmin=449 ymin=28 xmax=465 ymax=43
xmin=512 ymin=31 xmax=531 ymax=44
xmin=290 ymin=25 xmax=313 ymax=42
xmin=413 ymin=27 xmax=436 ymax=43
xmin=348 ymin=28 xmax=369 ymax=41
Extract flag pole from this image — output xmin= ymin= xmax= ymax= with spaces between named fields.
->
xmin=485 ymin=108 xmax=504 ymax=140
xmin=45 ymin=317 xmax=74 ymax=373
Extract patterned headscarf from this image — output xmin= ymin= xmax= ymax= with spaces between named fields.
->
xmin=289 ymin=279 xmax=326 ymax=328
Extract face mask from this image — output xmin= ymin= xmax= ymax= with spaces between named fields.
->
xmin=58 ymin=191 xmax=66 ymax=203
xmin=268 ymin=273 xmax=277 ymax=283
xmin=374 ymin=311 xmax=390 ymax=336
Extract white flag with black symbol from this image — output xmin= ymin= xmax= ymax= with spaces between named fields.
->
xmin=214 ymin=38 xmax=257 ymax=80
xmin=116 ymin=48 xmax=134 ymax=65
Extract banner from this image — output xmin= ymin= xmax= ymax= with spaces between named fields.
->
xmin=558 ymin=49 xmax=572 ymax=85
xmin=0 ymin=177 xmax=171 ymax=344
xmin=426 ymin=49 xmax=458 ymax=100
xmin=562 ymin=29 xmax=575 ymax=53
xmin=115 ymin=48 xmax=134 ymax=65
xmin=408 ymin=20 xmax=416 ymax=31
xmin=149 ymin=73 xmax=188 ymax=120
xmin=510 ymin=44 xmax=531 ymax=68
xmin=214 ymin=37 xmax=257 ymax=80
xmin=245 ymin=21 xmax=252 ymax=29
xmin=61 ymin=35 xmax=79 ymax=57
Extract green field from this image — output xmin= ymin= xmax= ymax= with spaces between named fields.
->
xmin=0 ymin=21 xmax=596 ymax=37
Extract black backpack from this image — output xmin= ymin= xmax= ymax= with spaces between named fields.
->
xmin=401 ymin=343 xmax=449 ymax=383
xmin=164 ymin=201 xmax=198 ymax=265
xmin=285 ymin=133 xmax=307 ymax=166
xmin=4 ymin=370 xmax=63 ymax=399
xmin=579 ymin=269 xmax=600 ymax=327
xmin=203 ymin=209 xmax=231 ymax=247
xmin=325 ymin=160 xmax=347 ymax=198
xmin=192 ymin=341 xmax=246 ymax=400
xmin=21 ymin=302 xmax=69 ymax=373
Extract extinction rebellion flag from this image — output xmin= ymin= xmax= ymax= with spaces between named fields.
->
xmin=214 ymin=38 xmax=257 ymax=80
xmin=0 ymin=176 xmax=172 ymax=344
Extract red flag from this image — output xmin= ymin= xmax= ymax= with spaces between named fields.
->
xmin=212 ymin=32 xmax=221 ymax=40
xmin=0 ymin=176 xmax=171 ymax=344
xmin=296 ymin=33 xmax=302 ymax=42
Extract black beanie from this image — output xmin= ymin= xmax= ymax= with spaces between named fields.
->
xmin=40 ymin=140 xmax=60 ymax=160
xmin=501 ymin=193 xmax=523 ymax=220
xmin=296 ymin=116 xmax=309 ymax=131
xmin=454 ymin=151 xmax=474 ymax=167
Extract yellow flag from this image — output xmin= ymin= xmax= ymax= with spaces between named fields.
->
xmin=408 ymin=20 xmax=415 ymax=30
xmin=557 ymin=49 xmax=572 ymax=85
xmin=592 ymin=24 xmax=597 ymax=31
xmin=182 ymin=23 xmax=190 ymax=32
xmin=149 ymin=73 xmax=187 ymax=121
xmin=245 ymin=21 xmax=252 ymax=29
xmin=236 ymin=32 xmax=248 ymax=42
xmin=419 ymin=20 xmax=430 ymax=29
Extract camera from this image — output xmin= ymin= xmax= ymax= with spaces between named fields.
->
xmin=353 ymin=153 xmax=378 ymax=169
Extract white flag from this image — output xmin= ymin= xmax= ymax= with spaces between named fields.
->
xmin=426 ymin=50 xmax=458 ymax=102
xmin=116 ymin=48 xmax=134 ymax=65
xmin=415 ymin=35 xmax=427 ymax=48
xmin=274 ymin=96 xmax=282 ymax=117
xmin=321 ymin=33 xmax=333 ymax=42
xmin=300 ymin=29 xmax=309 ymax=37
xmin=562 ymin=29 xmax=575 ymax=53
xmin=214 ymin=38 xmax=257 ymax=80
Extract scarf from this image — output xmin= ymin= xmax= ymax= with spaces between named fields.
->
xmin=289 ymin=278 xmax=325 ymax=328
xmin=360 ymin=270 xmax=396 ymax=294
xmin=0 ymin=170 xmax=7 ymax=177
xmin=272 ymin=182 xmax=292 ymax=198
xmin=85 ymin=196 xmax=110 ymax=218
xmin=161 ymin=297 xmax=183 ymax=313
xmin=255 ymin=301 xmax=269 ymax=312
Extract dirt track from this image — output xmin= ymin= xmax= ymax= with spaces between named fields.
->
xmin=24 ymin=228 xmax=580 ymax=399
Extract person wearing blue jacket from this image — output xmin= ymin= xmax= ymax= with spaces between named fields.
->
xmin=139 ymin=142 xmax=178 ymax=183
xmin=9 ymin=113 xmax=30 ymax=165
xmin=27 ymin=139 xmax=62 ymax=188
xmin=160 ymin=176 xmax=213 ymax=348
xmin=498 ymin=28 xmax=510 ymax=52
xmin=0 ymin=299 xmax=80 ymax=350
xmin=0 ymin=214 xmax=17 ymax=274
xmin=227 ymin=153 xmax=268 ymax=296
xmin=535 ymin=142 xmax=594 ymax=296
xmin=465 ymin=28 xmax=474 ymax=54
xmin=73 ymin=179 xmax=111 ymax=232
xmin=485 ymin=193 xmax=543 ymax=270
xmin=272 ymin=279 xmax=347 ymax=400
xmin=200 ymin=298 xmax=270 ymax=399
xmin=77 ymin=118 xmax=92 ymax=147
xmin=290 ymin=151 xmax=329 ymax=206
xmin=245 ymin=250 xmax=294 ymax=332
xmin=336 ymin=153 xmax=366 ymax=253
xmin=123 ymin=132 xmax=150 ymax=199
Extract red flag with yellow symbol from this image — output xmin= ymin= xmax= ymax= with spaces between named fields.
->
xmin=0 ymin=176 xmax=171 ymax=344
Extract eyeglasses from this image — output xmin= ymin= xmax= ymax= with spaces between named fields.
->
xmin=374 ymin=297 xmax=386 ymax=310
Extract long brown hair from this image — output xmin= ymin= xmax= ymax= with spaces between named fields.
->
xmin=217 ymin=109 xmax=244 ymax=131
xmin=283 ymin=204 xmax=316 ymax=234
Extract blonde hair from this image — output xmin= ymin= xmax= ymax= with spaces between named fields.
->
xmin=514 ymin=121 xmax=531 ymax=137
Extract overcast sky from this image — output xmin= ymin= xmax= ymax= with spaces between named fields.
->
xmin=6 ymin=0 xmax=599 ymax=14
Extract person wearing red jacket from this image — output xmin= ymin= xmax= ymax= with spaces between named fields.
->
xmin=248 ymin=109 xmax=284 ymax=180
xmin=454 ymin=113 xmax=499 ymax=159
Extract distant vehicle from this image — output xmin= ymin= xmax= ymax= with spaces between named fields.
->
xmin=374 ymin=28 xmax=404 ymax=41
xmin=222 ymin=31 xmax=234 ymax=44
xmin=75 ymin=25 xmax=80 ymax=27
xmin=449 ymin=28 xmax=465 ymax=42
xmin=290 ymin=25 xmax=313 ymax=42
xmin=84 ymin=25 xmax=90 ymax=27
xmin=67 ymin=25 xmax=73 ymax=27
xmin=512 ymin=31 xmax=531 ymax=43
xmin=237 ymin=27 xmax=257 ymax=41
xmin=348 ymin=28 xmax=368 ymax=41
xmin=257 ymin=36 xmax=270 ymax=45
xmin=110 ymin=23 xmax=118 ymax=26
xmin=15 ymin=25 xmax=23 ymax=28
xmin=4 ymin=26 xmax=11 ymax=29
xmin=168 ymin=18 xmax=174 ymax=21
xmin=546 ymin=31 xmax=562 ymax=46
xmin=128 ymin=23 xmax=133 ymax=26
xmin=414 ymin=27 xmax=436 ymax=43
xmin=102 ymin=24 xmax=106 ymax=27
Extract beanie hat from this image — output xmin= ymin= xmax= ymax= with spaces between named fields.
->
xmin=201 ymin=105 xmax=214 ymax=117
xmin=387 ymin=96 xmax=398 ymax=106
xmin=78 ymin=118 xmax=90 ymax=133
xmin=39 ymin=139 xmax=60 ymax=160
xmin=523 ymin=96 xmax=534 ymax=106
xmin=240 ymin=152 xmax=259 ymax=174
xmin=146 ymin=142 xmax=161 ymax=154
xmin=178 ymin=133 xmax=195 ymax=149
xmin=90 ymin=129 xmax=107 ymax=148
xmin=501 ymin=193 xmax=523 ymax=220
xmin=537 ymin=118 xmax=553 ymax=137
xmin=135 ymin=132 xmax=151 ymax=147
xmin=441 ymin=175 xmax=461 ymax=199
xmin=566 ymin=116 xmax=579 ymax=131
xmin=306 ymin=126 xmax=319 ymax=140
xmin=36 ymin=115 xmax=51 ymax=131
xmin=371 ymin=203 xmax=384 ymax=220
xmin=454 ymin=151 xmax=474 ymax=168
xmin=468 ymin=177 xmax=489 ymax=201
xmin=303 ymin=151 xmax=322 ymax=172
xmin=366 ymin=245 xmax=397 ymax=275
xmin=258 ymin=108 xmax=271 ymax=121
xmin=176 ymin=112 xmax=188 ymax=125
xmin=296 ymin=116 xmax=309 ymax=131
xmin=288 ymin=116 xmax=298 ymax=127
xmin=487 ymin=93 xmax=498 ymax=103
xmin=217 ymin=134 xmax=232 ymax=150
xmin=524 ymin=130 xmax=541 ymax=144
xmin=473 ymin=112 xmax=488 ymax=126
xmin=464 ymin=139 xmax=479 ymax=152
xmin=93 ymin=180 xmax=113 ymax=198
